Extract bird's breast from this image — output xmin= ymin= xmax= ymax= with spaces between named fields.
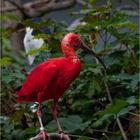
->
xmin=46 ymin=61 xmax=81 ymax=100
xmin=62 ymin=62 xmax=81 ymax=88
xmin=37 ymin=58 xmax=81 ymax=101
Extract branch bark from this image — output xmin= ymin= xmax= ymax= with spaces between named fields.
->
xmin=76 ymin=0 xmax=92 ymax=8
xmin=29 ymin=133 xmax=71 ymax=140
xmin=1 ymin=0 xmax=77 ymax=18
xmin=3 ymin=0 xmax=30 ymax=18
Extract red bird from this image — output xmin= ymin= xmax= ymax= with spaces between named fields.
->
xmin=16 ymin=33 xmax=106 ymax=140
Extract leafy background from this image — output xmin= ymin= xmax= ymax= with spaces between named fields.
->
xmin=1 ymin=0 xmax=139 ymax=140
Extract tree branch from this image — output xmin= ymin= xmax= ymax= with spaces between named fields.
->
xmin=29 ymin=133 xmax=70 ymax=140
xmin=76 ymin=0 xmax=92 ymax=8
xmin=35 ymin=0 xmax=76 ymax=16
xmin=1 ymin=0 xmax=77 ymax=18
xmin=4 ymin=0 xmax=30 ymax=18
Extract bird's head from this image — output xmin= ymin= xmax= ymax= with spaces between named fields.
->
xmin=62 ymin=32 xmax=106 ymax=69
xmin=62 ymin=32 xmax=82 ymax=48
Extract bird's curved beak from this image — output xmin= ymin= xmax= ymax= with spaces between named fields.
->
xmin=80 ymin=43 xmax=106 ymax=70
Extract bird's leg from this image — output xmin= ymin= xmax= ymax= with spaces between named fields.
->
xmin=52 ymin=100 xmax=71 ymax=140
xmin=37 ymin=103 xmax=50 ymax=140
xmin=52 ymin=99 xmax=63 ymax=133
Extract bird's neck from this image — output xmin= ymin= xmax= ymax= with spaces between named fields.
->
xmin=61 ymin=44 xmax=80 ymax=63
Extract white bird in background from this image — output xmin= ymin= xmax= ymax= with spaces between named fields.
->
xmin=23 ymin=18 xmax=84 ymax=65
xmin=23 ymin=27 xmax=44 ymax=65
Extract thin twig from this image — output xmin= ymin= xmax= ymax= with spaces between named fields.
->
xmin=102 ymin=133 xmax=110 ymax=140
xmin=121 ymin=116 xmax=139 ymax=123
xmin=90 ymin=128 xmax=117 ymax=135
xmin=126 ymin=45 xmax=138 ymax=67
xmin=129 ymin=112 xmax=140 ymax=117
xmin=89 ymin=35 xmax=128 ymax=140
xmin=69 ymin=134 xmax=99 ymax=140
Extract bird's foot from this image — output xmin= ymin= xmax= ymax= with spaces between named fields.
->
xmin=36 ymin=130 xmax=51 ymax=140
xmin=59 ymin=130 xmax=65 ymax=134
xmin=59 ymin=131 xmax=71 ymax=140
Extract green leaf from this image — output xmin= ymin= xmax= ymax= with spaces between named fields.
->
xmin=130 ymin=73 xmax=139 ymax=89
xmin=108 ymin=21 xmax=137 ymax=30
xmin=1 ymin=27 xmax=16 ymax=37
xmin=45 ymin=115 xmax=86 ymax=133
xmin=92 ymin=114 xmax=112 ymax=127
xmin=23 ymin=19 xmax=55 ymax=29
xmin=120 ymin=10 xmax=139 ymax=16
xmin=11 ymin=110 xmax=24 ymax=122
xmin=84 ymin=54 xmax=96 ymax=64
xmin=88 ymin=80 xmax=101 ymax=97
xmin=1 ymin=57 xmax=13 ymax=65
xmin=109 ymin=29 xmax=139 ymax=45
xmin=117 ymin=105 xmax=136 ymax=117
xmin=89 ymin=0 xmax=96 ymax=4
xmin=2 ymin=73 xmax=13 ymax=84
xmin=127 ymin=96 xmax=136 ymax=105
xmin=34 ymin=34 xmax=50 ymax=40
xmin=24 ymin=127 xmax=37 ymax=134
xmin=93 ymin=101 xmax=135 ymax=127
xmin=0 ymin=116 xmax=9 ymax=125
xmin=106 ymin=40 xmax=119 ymax=49
xmin=12 ymin=129 xmax=25 ymax=140
xmin=1 ymin=13 xmax=19 ymax=21
xmin=90 ymin=67 xmax=101 ymax=75
xmin=49 ymin=39 xmax=61 ymax=53
xmin=103 ymin=55 xmax=121 ymax=66
xmin=26 ymin=43 xmax=48 ymax=55
xmin=95 ymin=99 xmax=128 ymax=117
xmin=135 ymin=99 xmax=140 ymax=105
xmin=115 ymin=73 xmax=131 ymax=80
xmin=2 ymin=37 xmax=11 ymax=48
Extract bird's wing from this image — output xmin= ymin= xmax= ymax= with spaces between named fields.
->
xmin=16 ymin=61 xmax=59 ymax=101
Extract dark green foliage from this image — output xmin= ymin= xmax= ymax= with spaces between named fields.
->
xmin=1 ymin=0 xmax=139 ymax=139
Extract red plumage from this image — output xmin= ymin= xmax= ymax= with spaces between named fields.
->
xmin=16 ymin=57 xmax=81 ymax=103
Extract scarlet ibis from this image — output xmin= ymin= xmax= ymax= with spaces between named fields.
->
xmin=16 ymin=33 xmax=106 ymax=140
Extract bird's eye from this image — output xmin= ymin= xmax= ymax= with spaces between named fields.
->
xmin=75 ymin=38 xmax=80 ymax=43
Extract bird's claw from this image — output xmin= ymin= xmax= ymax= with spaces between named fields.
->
xmin=59 ymin=131 xmax=70 ymax=140
xmin=36 ymin=130 xmax=51 ymax=140
xmin=59 ymin=130 xmax=65 ymax=139
xmin=59 ymin=130 xmax=65 ymax=134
